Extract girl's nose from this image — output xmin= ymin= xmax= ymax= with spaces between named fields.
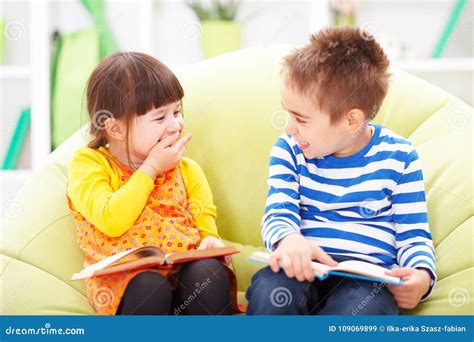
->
xmin=167 ymin=118 xmax=182 ymax=133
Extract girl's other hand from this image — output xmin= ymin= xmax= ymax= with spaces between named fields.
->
xmin=198 ymin=236 xmax=231 ymax=265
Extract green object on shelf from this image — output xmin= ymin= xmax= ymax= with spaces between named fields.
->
xmin=50 ymin=0 xmax=118 ymax=149
xmin=80 ymin=0 xmax=118 ymax=58
xmin=1 ymin=107 xmax=31 ymax=170
xmin=431 ymin=0 xmax=467 ymax=58
xmin=0 ymin=19 xmax=5 ymax=64
xmin=334 ymin=14 xmax=355 ymax=27
xmin=50 ymin=28 xmax=100 ymax=149
xmin=201 ymin=21 xmax=242 ymax=58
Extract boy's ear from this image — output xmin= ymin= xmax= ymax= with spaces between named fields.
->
xmin=104 ymin=118 xmax=125 ymax=141
xmin=346 ymin=109 xmax=366 ymax=134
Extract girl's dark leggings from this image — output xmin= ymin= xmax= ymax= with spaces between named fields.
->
xmin=116 ymin=258 xmax=232 ymax=315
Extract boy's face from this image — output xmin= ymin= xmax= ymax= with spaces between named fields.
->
xmin=281 ymin=83 xmax=350 ymax=159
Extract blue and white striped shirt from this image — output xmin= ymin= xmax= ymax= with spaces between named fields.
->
xmin=262 ymin=123 xmax=436 ymax=298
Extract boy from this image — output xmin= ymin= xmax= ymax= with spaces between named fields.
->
xmin=246 ymin=27 xmax=436 ymax=315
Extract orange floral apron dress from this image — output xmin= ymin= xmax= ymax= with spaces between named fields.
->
xmin=67 ymin=148 xmax=238 ymax=315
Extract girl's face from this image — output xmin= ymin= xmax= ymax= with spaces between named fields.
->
xmin=129 ymin=101 xmax=184 ymax=162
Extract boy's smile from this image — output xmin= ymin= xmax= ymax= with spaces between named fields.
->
xmin=280 ymin=82 xmax=373 ymax=160
xmin=295 ymin=140 xmax=310 ymax=150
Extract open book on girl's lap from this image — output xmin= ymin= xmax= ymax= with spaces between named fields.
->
xmin=72 ymin=246 xmax=239 ymax=281
xmin=248 ymin=251 xmax=403 ymax=285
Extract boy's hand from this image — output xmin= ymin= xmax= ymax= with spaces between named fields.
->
xmin=385 ymin=268 xmax=431 ymax=309
xmin=198 ymin=236 xmax=230 ymax=265
xmin=269 ymin=233 xmax=338 ymax=282
xmin=142 ymin=133 xmax=192 ymax=177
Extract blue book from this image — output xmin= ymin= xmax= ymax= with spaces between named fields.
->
xmin=248 ymin=251 xmax=403 ymax=285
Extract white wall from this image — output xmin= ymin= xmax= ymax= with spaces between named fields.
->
xmin=31 ymin=0 xmax=474 ymax=64
xmin=41 ymin=0 xmax=472 ymax=106
xmin=44 ymin=0 xmax=325 ymax=65
xmin=356 ymin=0 xmax=473 ymax=59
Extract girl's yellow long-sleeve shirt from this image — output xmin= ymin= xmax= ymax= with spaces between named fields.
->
xmin=67 ymin=146 xmax=219 ymax=240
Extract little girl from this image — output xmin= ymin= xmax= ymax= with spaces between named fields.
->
xmin=67 ymin=52 xmax=237 ymax=315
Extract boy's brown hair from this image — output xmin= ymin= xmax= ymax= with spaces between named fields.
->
xmin=283 ymin=26 xmax=390 ymax=123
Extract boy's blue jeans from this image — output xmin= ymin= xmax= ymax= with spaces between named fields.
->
xmin=246 ymin=255 xmax=401 ymax=315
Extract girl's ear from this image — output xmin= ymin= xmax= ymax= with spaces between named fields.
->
xmin=104 ymin=118 xmax=126 ymax=141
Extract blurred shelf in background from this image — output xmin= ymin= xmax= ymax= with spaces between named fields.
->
xmin=1 ymin=1 xmax=49 ymax=215
xmin=396 ymin=58 xmax=473 ymax=72
xmin=0 ymin=65 xmax=31 ymax=78
xmin=395 ymin=58 xmax=473 ymax=106
xmin=1 ymin=0 xmax=472 ymax=216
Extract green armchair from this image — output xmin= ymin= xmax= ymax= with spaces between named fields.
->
xmin=1 ymin=47 xmax=472 ymax=315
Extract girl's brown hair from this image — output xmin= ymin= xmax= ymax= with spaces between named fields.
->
xmin=86 ymin=52 xmax=184 ymax=159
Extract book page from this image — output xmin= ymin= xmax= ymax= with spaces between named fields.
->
xmin=248 ymin=252 xmax=330 ymax=278
xmin=310 ymin=260 xmax=331 ymax=274
xmin=165 ymin=246 xmax=238 ymax=264
xmin=72 ymin=246 xmax=164 ymax=278
xmin=71 ymin=247 xmax=166 ymax=281
xmin=81 ymin=248 xmax=139 ymax=274
xmin=110 ymin=246 xmax=165 ymax=267
xmin=93 ymin=255 xmax=166 ymax=278
xmin=71 ymin=248 xmax=137 ymax=281
xmin=330 ymin=260 xmax=401 ymax=283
